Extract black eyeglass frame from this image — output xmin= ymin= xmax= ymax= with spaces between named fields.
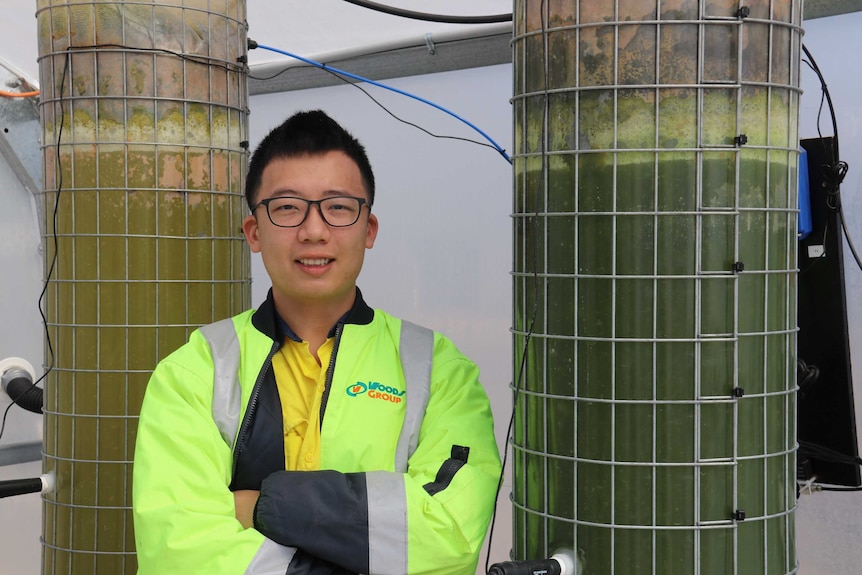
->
xmin=252 ymin=196 xmax=370 ymax=228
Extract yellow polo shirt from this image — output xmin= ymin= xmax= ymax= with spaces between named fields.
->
xmin=270 ymin=337 xmax=333 ymax=471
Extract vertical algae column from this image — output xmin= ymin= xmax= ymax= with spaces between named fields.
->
xmin=36 ymin=1 xmax=249 ymax=572
xmin=511 ymin=1 xmax=801 ymax=573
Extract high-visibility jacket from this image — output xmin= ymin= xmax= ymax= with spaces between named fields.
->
xmin=133 ymin=289 xmax=502 ymax=574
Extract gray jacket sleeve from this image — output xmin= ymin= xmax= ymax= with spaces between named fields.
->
xmin=255 ymin=470 xmax=371 ymax=574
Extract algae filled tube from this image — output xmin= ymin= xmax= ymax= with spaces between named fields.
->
xmin=36 ymin=2 xmax=250 ymax=573
xmin=511 ymin=1 xmax=801 ymax=574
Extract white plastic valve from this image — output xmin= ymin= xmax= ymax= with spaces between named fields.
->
xmin=551 ymin=549 xmax=578 ymax=575
xmin=41 ymin=471 xmax=56 ymax=494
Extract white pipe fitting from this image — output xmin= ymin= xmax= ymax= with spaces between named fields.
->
xmin=552 ymin=549 xmax=579 ymax=575
xmin=40 ymin=471 xmax=56 ymax=494
xmin=0 ymin=356 xmax=37 ymax=392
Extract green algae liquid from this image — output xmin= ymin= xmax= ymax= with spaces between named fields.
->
xmin=511 ymin=1 xmax=801 ymax=573
xmin=37 ymin=2 xmax=249 ymax=572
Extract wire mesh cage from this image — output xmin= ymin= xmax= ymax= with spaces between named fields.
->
xmin=36 ymin=1 xmax=250 ymax=572
xmin=511 ymin=1 xmax=802 ymax=573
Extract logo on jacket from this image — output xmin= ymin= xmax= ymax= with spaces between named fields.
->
xmin=346 ymin=381 xmax=406 ymax=404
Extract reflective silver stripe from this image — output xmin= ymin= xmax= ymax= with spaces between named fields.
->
xmin=245 ymin=538 xmax=297 ymax=575
xmin=202 ymin=322 xmax=293 ymax=574
xmin=366 ymin=470 xmax=408 ymax=575
xmin=200 ymin=318 xmax=242 ymax=448
xmin=393 ymin=320 xmax=434 ymax=472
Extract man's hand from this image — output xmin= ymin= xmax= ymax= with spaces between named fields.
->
xmin=233 ymin=490 xmax=260 ymax=529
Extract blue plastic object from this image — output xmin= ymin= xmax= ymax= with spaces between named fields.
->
xmin=798 ymin=146 xmax=813 ymax=240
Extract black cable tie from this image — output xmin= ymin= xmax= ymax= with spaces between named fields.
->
xmin=239 ymin=140 xmax=249 ymax=150
xmin=735 ymin=134 xmax=748 ymax=147
xmin=737 ymin=7 xmax=751 ymax=18
xmin=237 ymin=55 xmax=248 ymax=64
xmin=732 ymin=509 xmax=746 ymax=521
xmin=731 ymin=387 xmax=745 ymax=398
xmin=732 ymin=261 xmax=745 ymax=273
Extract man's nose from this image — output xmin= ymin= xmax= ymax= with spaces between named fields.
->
xmin=297 ymin=203 xmax=330 ymax=239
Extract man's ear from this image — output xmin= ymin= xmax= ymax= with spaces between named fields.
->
xmin=365 ymin=213 xmax=379 ymax=249
xmin=242 ymin=214 xmax=261 ymax=254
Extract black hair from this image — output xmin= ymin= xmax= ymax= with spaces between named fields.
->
xmin=244 ymin=110 xmax=376 ymax=210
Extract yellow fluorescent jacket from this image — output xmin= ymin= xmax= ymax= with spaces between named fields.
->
xmin=133 ymin=290 xmax=502 ymax=575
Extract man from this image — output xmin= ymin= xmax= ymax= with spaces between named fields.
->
xmin=133 ymin=110 xmax=502 ymax=574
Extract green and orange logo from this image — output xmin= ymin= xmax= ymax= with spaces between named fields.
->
xmin=346 ymin=381 xmax=406 ymax=404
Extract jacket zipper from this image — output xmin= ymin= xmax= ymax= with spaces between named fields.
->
xmin=318 ymin=322 xmax=344 ymax=427
xmin=232 ymin=339 xmax=280 ymax=479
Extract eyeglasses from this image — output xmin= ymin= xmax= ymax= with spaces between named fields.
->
xmin=253 ymin=196 xmax=369 ymax=228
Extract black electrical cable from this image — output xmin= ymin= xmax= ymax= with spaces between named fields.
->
xmin=796 ymin=358 xmax=820 ymax=396
xmin=313 ymin=65 xmax=501 ymax=154
xmin=797 ymin=442 xmax=862 ymax=491
xmin=798 ymin=437 xmax=862 ymax=492
xmin=801 ymin=45 xmax=838 ymax=156
xmin=0 ymin=51 xmax=70 ymax=444
xmin=64 ymin=43 xmax=245 ymax=74
xmin=248 ymin=61 xmax=317 ymax=82
xmin=0 ymin=385 xmax=44 ymax=439
xmin=798 ymin=440 xmax=862 ymax=467
xmin=0 ymin=477 xmax=43 ymax=499
xmin=801 ymin=44 xmax=860 ymax=272
xmin=248 ymin=40 xmax=510 ymax=161
xmin=836 ymin=208 xmax=862 ymax=270
xmin=0 ymin=402 xmax=15 ymax=443
xmin=815 ymin=484 xmax=862 ymax=492
xmin=341 ymin=0 xmax=512 ymax=24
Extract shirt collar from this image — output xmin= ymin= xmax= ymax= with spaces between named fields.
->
xmin=252 ymin=286 xmax=374 ymax=342
xmin=276 ymin=309 xmax=351 ymax=343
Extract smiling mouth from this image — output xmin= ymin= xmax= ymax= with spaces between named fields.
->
xmin=298 ymin=258 xmax=333 ymax=267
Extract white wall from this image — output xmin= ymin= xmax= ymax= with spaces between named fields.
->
xmin=0 ymin=137 xmax=45 ymax=575
xmin=795 ymin=12 xmax=862 ymax=575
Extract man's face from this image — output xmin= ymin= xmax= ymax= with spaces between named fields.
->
xmin=242 ymin=151 xmax=378 ymax=312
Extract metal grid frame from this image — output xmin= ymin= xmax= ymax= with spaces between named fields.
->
xmin=36 ymin=1 xmax=249 ymax=572
xmin=511 ymin=1 xmax=802 ymax=573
